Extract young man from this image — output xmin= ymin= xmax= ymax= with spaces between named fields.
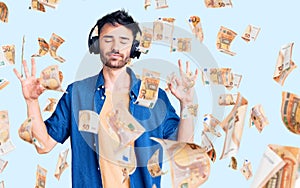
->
xmin=14 ymin=9 xmax=198 ymax=188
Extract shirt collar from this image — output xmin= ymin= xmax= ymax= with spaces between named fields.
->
xmin=95 ymin=67 xmax=140 ymax=97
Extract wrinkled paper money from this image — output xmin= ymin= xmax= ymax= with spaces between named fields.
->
xmin=0 ymin=2 xmax=8 ymax=23
xmin=201 ymin=68 xmax=242 ymax=90
xmin=241 ymin=24 xmax=261 ymax=42
xmin=188 ymin=16 xmax=204 ymax=42
xmin=135 ymin=69 xmax=160 ymax=108
xmin=153 ymin=18 xmax=174 ymax=45
xmin=219 ymin=93 xmax=248 ymax=160
xmin=30 ymin=0 xmax=46 ymax=12
xmin=40 ymin=65 xmax=64 ymax=92
xmin=151 ymin=138 xmax=211 ymax=188
xmin=240 ymin=159 xmax=252 ymax=180
xmin=204 ymin=0 xmax=233 ymax=8
xmin=171 ymin=38 xmax=192 ymax=52
xmin=249 ymin=104 xmax=269 ymax=133
xmin=0 ymin=110 xmax=16 ymax=155
xmin=78 ymin=110 xmax=100 ymax=134
xmin=216 ymin=26 xmax=237 ymax=56
xmin=36 ymin=165 xmax=47 ymax=188
xmin=54 ymin=148 xmax=69 ymax=180
xmin=0 ymin=158 xmax=7 ymax=173
xmin=273 ymin=42 xmax=296 ymax=86
xmin=147 ymin=149 xmax=167 ymax=177
xmin=32 ymin=33 xmax=65 ymax=63
xmin=281 ymin=91 xmax=300 ymax=135
xmin=0 ymin=44 xmax=15 ymax=67
xmin=251 ymin=144 xmax=300 ymax=188
xmin=0 ymin=78 xmax=9 ymax=90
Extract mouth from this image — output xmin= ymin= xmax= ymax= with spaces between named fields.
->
xmin=108 ymin=53 xmax=123 ymax=60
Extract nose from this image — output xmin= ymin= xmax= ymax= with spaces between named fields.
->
xmin=111 ymin=40 xmax=120 ymax=53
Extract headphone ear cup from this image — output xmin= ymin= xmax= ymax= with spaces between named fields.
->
xmin=130 ymin=40 xmax=141 ymax=59
xmin=88 ymin=36 xmax=100 ymax=54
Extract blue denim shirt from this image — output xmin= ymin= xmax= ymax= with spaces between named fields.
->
xmin=45 ymin=67 xmax=180 ymax=188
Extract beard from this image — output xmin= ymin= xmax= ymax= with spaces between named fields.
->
xmin=100 ymin=50 xmax=130 ymax=69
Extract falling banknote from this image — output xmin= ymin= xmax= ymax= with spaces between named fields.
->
xmin=151 ymin=138 xmax=211 ymax=188
xmin=38 ymin=0 xmax=60 ymax=9
xmin=78 ymin=110 xmax=100 ymax=134
xmin=105 ymin=103 xmax=146 ymax=147
xmin=155 ymin=0 xmax=168 ymax=9
xmin=273 ymin=42 xmax=296 ymax=86
xmin=203 ymin=114 xmax=222 ymax=137
xmin=249 ymin=104 xmax=269 ymax=133
xmin=0 ymin=110 xmax=16 ymax=155
xmin=18 ymin=117 xmax=44 ymax=149
xmin=36 ymin=165 xmax=47 ymax=188
xmin=219 ymin=93 xmax=248 ymax=160
xmin=147 ymin=149 xmax=167 ymax=177
xmin=241 ymin=24 xmax=261 ymax=43
xmin=171 ymin=38 xmax=192 ymax=52
xmin=204 ymin=0 xmax=233 ymax=8
xmin=43 ymin=98 xmax=57 ymax=112
xmin=0 ymin=2 xmax=8 ymax=23
xmin=135 ymin=69 xmax=160 ymax=108
xmin=0 ymin=158 xmax=7 ymax=173
xmin=228 ymin=156 xmax=237 ymax=170
xmin=32 ymin=33 xmax=65 ymax=63
xmin=251 ymin=144 xmax=300 ymax=188
xmin=54 ymin=148 xmax=69 ymax=180
xmin=139 ymin=26 xmax=153 ymax=54
xmin=187 ymin=16 xmax=204 ymax=42
xmin=144 ymin=0 xmax=151 ymax=9
xmin=201 ymin=68 xmax=242 ymax=90
xmin=40 ymin=65 xmax=64 ymax=92
xmin=0 ymin=78 xmax=9 ymax=90
xmin=99 ymin=108 xmax=139 ymax=185
xmin=281 ymin=91 xmax=300 ymax=135
xmin=0 ymin=44 xmax=15 ymax=68
xmin=216 ymin=26 xmax=237 ymax=56
xmin=200 ymin=131 xmax=217 ymax=162
xmin=29 ymin=0 xmax=46 ymax=12
xmin=240 ymin=159 xmax=252 ymax=180
xmin=153 ymin=18 xmax=175 ymax=45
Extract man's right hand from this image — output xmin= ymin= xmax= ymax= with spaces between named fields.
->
xmin=13 ymin=58 xmax=45 ymax=102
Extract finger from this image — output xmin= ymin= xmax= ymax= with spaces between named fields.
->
xmin=168 ymin=83 xmax=176 ymax=96
xmin=175 ymin=77 xmax=182 ymax=86
xmin=13 ymin=68 xmax=23 ymax=81
xmin=31 ymin=58 xmax=36 ymax=77
xmin=194 ymin=69 xmax=199 ymax=80
xmin=23 ymin=60 xmax=30 ymax=78
xmin=186 ymin=61 xmax=190 ymax=74
xmin=178 ymin=59 xmax=184 ymax=77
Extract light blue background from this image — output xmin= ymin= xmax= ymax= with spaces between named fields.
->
xmin=1 ymin=0 xmax=300 ymax=187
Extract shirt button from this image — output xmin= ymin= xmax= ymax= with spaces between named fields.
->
xmin=101 ymin=85 xmax=104 ymax=89
xmin=97 ymin=88 xmax=100 ymax=91
xmin=131 ymin=95 xmax=135 ymax=98
xmin=93 ymin=143 xmax=96 ymax=147
xmin=97 ymin=167 xmax=100 ymax=171
xmin=101 ymin=96 xmax=105 ymax=100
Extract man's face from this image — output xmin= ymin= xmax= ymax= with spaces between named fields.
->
xmin=99 ymin=23 xmax=134 ymax=69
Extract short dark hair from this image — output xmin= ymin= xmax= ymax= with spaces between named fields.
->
xmin=96 ymin=9 xmax=141 ymax=39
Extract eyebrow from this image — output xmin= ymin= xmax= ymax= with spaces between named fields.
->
xmin=102 ymin=35 xmax=130 ymax=40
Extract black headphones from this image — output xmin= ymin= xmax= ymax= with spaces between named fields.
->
xmin=88 ymin=23 xmax=141 ymax=59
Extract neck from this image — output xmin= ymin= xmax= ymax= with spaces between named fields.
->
xmin=103 ymin=66 xmax=130 ymax=92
